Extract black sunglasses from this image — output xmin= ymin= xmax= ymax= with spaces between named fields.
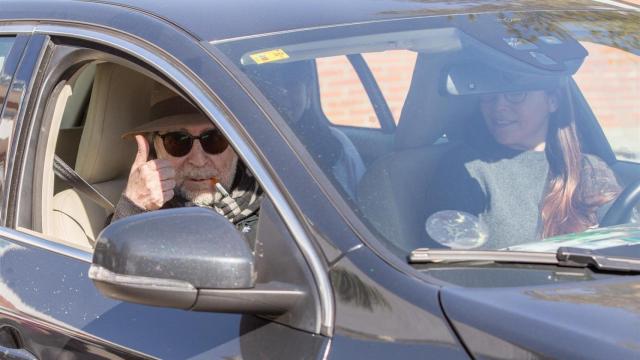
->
xmin=157 ymin=129 xmax=229 ymax=157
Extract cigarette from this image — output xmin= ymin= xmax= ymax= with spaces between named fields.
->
xmin=216 ymin=182 xmax=230 ymax=197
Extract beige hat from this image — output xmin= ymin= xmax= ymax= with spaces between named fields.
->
xmin=122 ymin=95 xmax=211 ymax=139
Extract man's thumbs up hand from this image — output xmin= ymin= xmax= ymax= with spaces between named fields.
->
xmin=124 ymin=135 xmax=176 ymax=210
xmin=132 ymin=134 xmax=150 ymax=169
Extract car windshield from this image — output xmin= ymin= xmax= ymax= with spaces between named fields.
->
xmin=213 ymin=9 xmax=640 ymax=259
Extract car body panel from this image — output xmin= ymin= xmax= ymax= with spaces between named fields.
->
xmin=440 ymin=276 xmax=640 ymax=359
xmin=0 ymin=236 xmax=328 ymax=359
xmin=329 ymin=246 xmax=468 ymax=358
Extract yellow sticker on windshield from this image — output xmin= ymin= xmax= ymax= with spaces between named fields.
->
xmin=250 ymin=49 xmax=290 ymax=64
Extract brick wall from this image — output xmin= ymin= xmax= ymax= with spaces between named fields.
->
xmin=574 ymin=42 xmax=640 ymax=161
xmin=317 ymin=50 xmax=416 ymax=128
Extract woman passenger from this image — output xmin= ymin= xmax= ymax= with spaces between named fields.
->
xmin=424 ymin=83 xmax=621 ymax=249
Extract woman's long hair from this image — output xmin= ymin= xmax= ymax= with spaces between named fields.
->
xmin=541 ymin=87 xmax=618 ymax=237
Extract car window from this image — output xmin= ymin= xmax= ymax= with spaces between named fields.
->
xmin=364 ymin=50 xmax=417 ymax=124
xmin=217 ymin=10 xmax=640 ymax=260
xmin=23 ymin=57 xmax=263 ymax=253
xmin=0 ymin=36 xmax=17 ymax=197
xmin=574 ymin=42 xmax=640 ymax=163
xmin=0 ymin=38 xmax=12 ymax=70
xmin=24 ymin=61 xmax=152 ymax=250
xmin=317 ymin=51 xmax=416 ymax=128
xmin=317 ymin=55 xmax=380 ymax=128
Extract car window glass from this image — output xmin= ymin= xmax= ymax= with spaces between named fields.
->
xmin=316 ymin=51 xmax=416 ymax=128
xmin=218 ymin=11 xmax=640 ymax=259
xmin=363 ymin=50 xmax=417 ymax=124
xmin=317 ymin=55 xmax=380 ymax=128
xmin=574 ymin=42 xmax=640 ymax=163
xmin=0 ymin=36 xmax=17 ymax=197
xmin=0 ymin=38 xmax=12 ymax=70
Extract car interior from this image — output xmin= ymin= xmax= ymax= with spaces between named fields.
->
xmin=355 ymin=50 xmax=636 ymax=253
xmin=356 ymin=53 xmax=479 ymax=252
xmin=37 ymin=61 xmax=174 ymax=251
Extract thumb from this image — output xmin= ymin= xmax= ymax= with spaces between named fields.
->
xmin=133 ymin=134 xmax=150 ymax=167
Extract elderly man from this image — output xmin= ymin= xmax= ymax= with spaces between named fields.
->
xmin=111 ymin=95 xmax=262 ymax=237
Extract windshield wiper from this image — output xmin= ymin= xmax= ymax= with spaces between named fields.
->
xmin=556 ymin=247 xmax=640 ymax=274
xmin=410 ymin=247 xmax=640 ymax=274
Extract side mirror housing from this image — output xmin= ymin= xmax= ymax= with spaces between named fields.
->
xmin=89 ymin=207 xmax=302 ymax=314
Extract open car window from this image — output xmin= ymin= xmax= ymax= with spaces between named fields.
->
xmin=25 ymin=56 xmax=260 ymax=253
xmin=215 ymin=10 xmax=640 ymax=259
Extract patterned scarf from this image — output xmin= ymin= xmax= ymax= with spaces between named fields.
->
xmin=211 ymin=163 xmax=262 ymax=224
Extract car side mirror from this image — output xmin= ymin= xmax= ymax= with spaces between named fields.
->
xmin=89 ymin=207 xmax=303 ymax=314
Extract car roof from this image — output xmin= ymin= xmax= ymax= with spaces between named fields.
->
xmin=53 ymin=0 xmax=640 ymax=42
xmin=1 ymin=0 xmax=637 ymax=43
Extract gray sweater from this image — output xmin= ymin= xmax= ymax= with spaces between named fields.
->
xmin=425 ymin=144 xmax=620 ymax=249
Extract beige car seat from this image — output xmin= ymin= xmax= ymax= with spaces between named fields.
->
xmin=54 ymin=63 xmax=96 ymax=194
xmin=48 ymin=63 xmax=154 ymax=250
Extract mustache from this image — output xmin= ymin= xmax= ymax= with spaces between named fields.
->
xmin=177 ymin=168 xmax=218 ymax=180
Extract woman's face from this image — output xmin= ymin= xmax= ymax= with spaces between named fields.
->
xmin=480 ymin=90 xmax=558 ymax=151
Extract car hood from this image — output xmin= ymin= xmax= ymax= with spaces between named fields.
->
xmin=440 ymin=277 xmax=640 ymax=359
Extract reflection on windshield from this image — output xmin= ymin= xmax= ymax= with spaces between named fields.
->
xmin=508 ymin=225 xmax=640 ymax=252
xmin=525 ymin=281 xmax=640 ymax=315
xmin=217 ymin=9 xmax=640 ymax=256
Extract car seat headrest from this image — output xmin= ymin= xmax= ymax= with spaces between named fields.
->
xmin=395 ymin=53 xmax=478 ymax=150
xmin=74 ymin=63 xmax=154 ymax=184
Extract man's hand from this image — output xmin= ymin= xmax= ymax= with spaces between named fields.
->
xmin=124 ymin=135 xmax=176 ymax=210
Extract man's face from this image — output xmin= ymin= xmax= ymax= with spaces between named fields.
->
xmin=154 ymin=122 xmax=238 ymax=205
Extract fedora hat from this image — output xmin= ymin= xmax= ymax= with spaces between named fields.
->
xmin=122 ymin=95 xmax=211 ymax=139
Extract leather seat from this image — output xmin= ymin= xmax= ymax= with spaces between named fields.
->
xmin=356 ymin=53 xmax=477 ymax=252
xmin=48 ymin=63 xmax=154 ymax=250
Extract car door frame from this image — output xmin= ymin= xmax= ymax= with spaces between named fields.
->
xmin=0 ymin=17 xmax=334 ymax=360
xmin=0 ymin=29 xmax=41 ymax=228
xmin=21 ymin=20 xmax=333 ymax=332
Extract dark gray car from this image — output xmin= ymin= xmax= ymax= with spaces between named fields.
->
xmin=0 ymin=0 xmax=639 ymax=359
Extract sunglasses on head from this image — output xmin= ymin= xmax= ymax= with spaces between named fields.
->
xmin=480 ymin=91 xmax=528 ymax=104
xmin=157 ymin=129 xmax=229 ymax=157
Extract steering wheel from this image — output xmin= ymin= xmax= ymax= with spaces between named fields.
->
xmin=599 ymin=179 xmax=640 ymax=227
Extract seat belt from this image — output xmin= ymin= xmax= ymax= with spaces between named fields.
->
xmin=53 ymin=155 xmax=115 ymax=212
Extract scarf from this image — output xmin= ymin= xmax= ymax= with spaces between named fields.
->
xmin=211 ymin=162 xmax=262 ymax=224
xmin=165 ymin=162 xmax=262 ymax=224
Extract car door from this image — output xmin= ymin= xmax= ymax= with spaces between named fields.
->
xmin=0 ymin=25 xmax=327 ymax=359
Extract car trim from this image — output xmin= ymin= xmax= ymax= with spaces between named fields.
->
xmin=0 ymin=24 xmax=36 ymax=35
xmin=16 ymin=23 xmax=333 ymax=335
xmin=1 ymin=226 xmax=93 ymax=263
